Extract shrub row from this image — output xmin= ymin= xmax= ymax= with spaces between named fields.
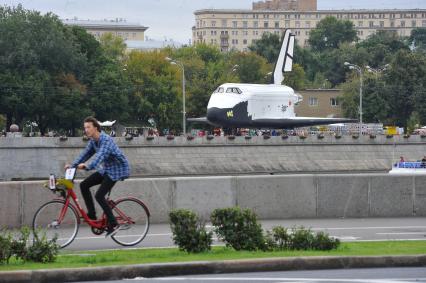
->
xmin=0 ymin=227 xmax=59 ymax=264
xmin=169 ymin=207 xmax=340 ymax=253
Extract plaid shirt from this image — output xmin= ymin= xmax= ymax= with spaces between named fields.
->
xmin=72 ymin=132 xmax=130 ymax=181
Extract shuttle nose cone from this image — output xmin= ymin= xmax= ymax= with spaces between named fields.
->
xmin=207 ymin=107 xmax=220 ymax=124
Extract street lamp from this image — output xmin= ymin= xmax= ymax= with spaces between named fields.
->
xmin=166 ymin=57 xmax=186 ymax=135
xmin=344 ymin=61 xmax=363 ymax=135
xmin=366 ymin=64 xmax=389 ymax=79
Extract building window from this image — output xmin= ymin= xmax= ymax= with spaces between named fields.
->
xmin=243 ymin=39 xmax=247 ymax=44
xmin=369 ymin=21 xmax=374 ymax=27
xmin=422 ymin=20 xmax=426 ymax=27
xmin=232 ymin=21 xmax=237 ymax=28
xmin=253 ymin=21 xmax=258 ymax=28
xmin=295 ymin=21 xmax=300 ymax=28
xmin=309 ymin=97 xmax=318 ymax=106
xmin=412 ymin=20 xmax=417 ymax=27
xmin=305 ymin=21 xmax=311 ymax=28
xmin=401 ymin=20 xmax=405 ymax=27
xmin=390 ymin=21 xmax=395 ymax=27
xmin=211 ymin=20 xmax=216 ymax=27
xmin=243 ymin=21 xmax=248 ymax=28
xmin=285 ymin=20 xmax=290 ymax=28
xmin=380 ymin=21 xmax=384 ymax=27
xmin=275 ymin=21 xmax=279 ymax=28
xmin=222 ymin=19 xmax=227 ymax=27
xmin=358 ymin=21 xmax=363 ymax=27
xmin=264 ymin=21 xmax=269 ymax=28
xmin=330 ymin=98 xmax=339 ymax=106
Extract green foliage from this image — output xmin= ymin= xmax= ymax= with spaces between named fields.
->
xmin=25 ymin=229 xmax=59 ymax=263
xmin=0 ymin=230 xmax=13 ymax=264
xmin=125 ymin=50 xmax=181 ymax=132
xmin=0 ymin=226 xmax=58 ymax=264
xmin=266 ymin=226 xmax=340 ymax=251
xmin=169 ymin=209 xmax=212 ymax=253
xmin=308 ymin=16 xmax=358 ymax=52
xmin=249 ymin=32 xmax=281 ymax=64
xmin=357 ymin=31 xmax=409 ymax=67
xmin=285 ymin=64 xmax=305 ymax=90
xmin=100 ymin=32 xmax=127 ymax=62
xmin=210 ymin=207 xmax=266 ymax=251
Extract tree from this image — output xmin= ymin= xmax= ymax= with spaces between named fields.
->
xmin=0 ymin=5 xmax=87 ymax=134
xmin=248 ymin=32 xmax=281 ymax=64
xmin=230 ymin=52 xmax=270 ymax=84
xmin=124 ymin=50 xmax=181 ymax=133
xmin=284 ymin=64 xmax=305 ymax=90
xmin=357 ymin=30 xmax=408 ymax=68
xmin=100 ymin=32 xmax=127 ymax=62
xmin=308 ymin=16 xmax=358 ymax=52
xmin=409 ymin=28 xmax=426 ymax=51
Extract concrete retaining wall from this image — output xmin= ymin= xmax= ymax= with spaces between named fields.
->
xmin=1 ymin=135 xmax=426 ymax=181
xmin=1 ymin=174 xmax=425 ymax=228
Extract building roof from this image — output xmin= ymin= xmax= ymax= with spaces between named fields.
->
xmin=125 ymin=39 xmax=183 ymax=50
xmin=194 ymin=8 xmax=426 ymax=14
xmin=62 ymin=19 xmax=148 ymax=31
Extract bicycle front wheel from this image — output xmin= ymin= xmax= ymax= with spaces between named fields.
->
xmin=32 ymin=200 xmax=79 ymax=248
xmin=110 ymin=198 xmax=150 ymax=246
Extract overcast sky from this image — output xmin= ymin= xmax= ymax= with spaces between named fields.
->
xmin=1 ymin=0 xmax=425 ymax=43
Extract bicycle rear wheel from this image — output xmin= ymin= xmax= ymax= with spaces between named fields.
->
xmin=110 ymin=198 xmax=150 ymax=246
xmin=32 ymin=200 xmax=79 ymax=248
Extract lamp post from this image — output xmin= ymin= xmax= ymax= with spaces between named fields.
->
xmin=166 ymin=57 xmax=186 ymax=135
xmin=366 ymin=64 xmax=389 ymax=79
xmin=344 ymin=62 xmax=363 ymax=135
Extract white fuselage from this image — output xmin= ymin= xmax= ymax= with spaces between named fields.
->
xmin=207 ymin=83 xmax=302 ymax=120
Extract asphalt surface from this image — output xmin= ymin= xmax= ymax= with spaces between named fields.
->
xmin=75 ymin=267 xmax=426 ymax=282
xmin=63 ymin=217 xmax=426 ymax=251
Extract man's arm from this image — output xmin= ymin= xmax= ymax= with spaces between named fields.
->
xmin=71 ymin=142 xmax=95 ymax=168
xmin=86 ymin=140 xmax=110 ymax=170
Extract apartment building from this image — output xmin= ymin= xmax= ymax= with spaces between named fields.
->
xmin=253 ymin=0 xmax=317 ymax=12
xmin=63 ymin=19 xmax=148 ymax=41
xmin=193 ymin=7 xmax=426 ymax=51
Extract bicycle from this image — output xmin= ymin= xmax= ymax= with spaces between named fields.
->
xmin=32 ymin=168 xmax=150 ymax=248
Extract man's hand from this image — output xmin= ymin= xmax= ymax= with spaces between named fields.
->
xmin=64 ymin=164 xmax=71 ymax=170
xmin=77 ymin=163 xmax=87 ymax=170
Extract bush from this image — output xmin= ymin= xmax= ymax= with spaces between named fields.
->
xmin=211 ymin=207 xmax=266 ymax=251
xmin=25 ymin=229 xmax=59 ymax=263
xmin=0 ymin=230 xmax=13 ymax=264
xmin=169 ymin=209 xmax=212 ymax=253
xmin=289 ymin=226 xmax=315 ymax=250
xmin=0 ymin=227 xmax=59 ymax=264
xmin=266 ymin=226 xmax=340 ymax=251
xmin=11 ymin=226 xmax=30 ymax=261
xmin=312 ymin=231 xmax=340 ymax=251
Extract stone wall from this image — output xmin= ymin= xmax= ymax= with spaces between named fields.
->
xmin=1 ymin=174 xmax=425 ymax=228
xmin=0 ymin=135 xmax=425 ymax=181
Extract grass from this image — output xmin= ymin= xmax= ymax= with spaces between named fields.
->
xmin=1 ymin=241 xmax=426 ymax=271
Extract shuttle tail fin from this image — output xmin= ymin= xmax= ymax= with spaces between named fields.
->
xmin=273 ymin=29 xmax=295 ymax=85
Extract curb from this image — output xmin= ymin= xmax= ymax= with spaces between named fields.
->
xmin=1 ymin=255 xmax=426 ymax=283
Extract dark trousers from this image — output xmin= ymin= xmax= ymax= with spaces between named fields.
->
xmin=80 ymin=172 xmax=117 ymax=226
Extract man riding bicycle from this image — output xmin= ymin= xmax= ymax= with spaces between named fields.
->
xmin=66 ymin=116 xmax=130 ymax=237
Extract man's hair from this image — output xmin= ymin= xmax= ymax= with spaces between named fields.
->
xmin=84 ymin=116 xmax=101 ymax=132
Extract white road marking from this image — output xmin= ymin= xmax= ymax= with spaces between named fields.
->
xmin=310 ymin=226 xmax=426 ymax=231
xmin=68 ymin=233 xmax=172 ymax=241
xmin=376 ymin=232 xmax=426 ymax=235
xmin=152 ymin=277 xmax=425 ymax=282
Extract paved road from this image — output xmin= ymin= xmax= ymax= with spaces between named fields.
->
xmin=76 ymin=267 xmax=426 ymax=282
xmin=63 ymin=217 xmax=426 ymax=251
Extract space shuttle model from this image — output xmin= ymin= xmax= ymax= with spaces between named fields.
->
xmin=189 ymin=29 xmax=356 ymax=128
